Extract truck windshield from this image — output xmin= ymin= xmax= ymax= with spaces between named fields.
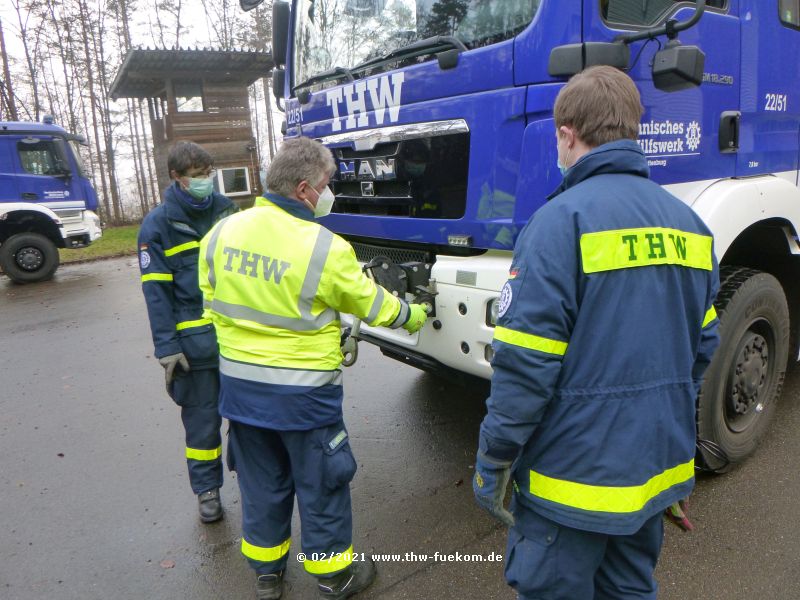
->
xmin=293 ymin=0 xmax=540 ymax=89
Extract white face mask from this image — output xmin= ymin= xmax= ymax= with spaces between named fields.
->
xmin=312 ymin=185 xmax=335 ymax=218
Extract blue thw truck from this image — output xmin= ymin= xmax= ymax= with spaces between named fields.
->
xmin=244 ymin=0 xmax=800 ymax=470
xmin=0 ymin=119 xmax=102 ymax=283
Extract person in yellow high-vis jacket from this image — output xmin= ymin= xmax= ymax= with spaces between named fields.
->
xmin=199 ymin=137 xmax=427 ymax=600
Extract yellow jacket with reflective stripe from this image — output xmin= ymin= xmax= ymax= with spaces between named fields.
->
xmin=199 ymin=195 xmax=406 ymax=373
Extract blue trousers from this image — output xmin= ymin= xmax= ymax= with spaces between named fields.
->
xmin=170 ymin=368 xmax=223 ymax=495
xmin=228 ymin=419 xmax=357 ymax=577
xmin=506 ymin=503 xmax=664 ymax=600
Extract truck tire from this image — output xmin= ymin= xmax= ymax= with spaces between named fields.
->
xmin=696 ymin=267 xmax=789 ymax=472
xmin=0 ymin=233 xmax=60 ymax=283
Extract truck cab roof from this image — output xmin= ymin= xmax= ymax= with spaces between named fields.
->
xmin=0 ymin=121 xmax=71 ymax=137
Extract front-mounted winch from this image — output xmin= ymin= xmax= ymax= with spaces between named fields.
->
xmin=340 ymin=255 xmax=437 ymax=367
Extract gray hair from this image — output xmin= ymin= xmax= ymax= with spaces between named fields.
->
xmin=265 ymin=137 xmax=336 ymax=197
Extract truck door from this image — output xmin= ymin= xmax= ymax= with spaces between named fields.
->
xmin=0 ymin=135 xmax=20 ymax=202
xmin=584 ymin=0 xmax=740 ymax=187
xmin=737 ymin=1 xmax=800 ymax=182
xmin=12 ymin=135 xmax=78 ymax=209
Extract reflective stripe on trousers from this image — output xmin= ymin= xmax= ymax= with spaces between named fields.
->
xmin=242 ymin=537 xmax=292 ymax=563
xmin=186 ymin=445 xmax=222 ymax=461
xmin=302 ymin=544 xmax=355 ymax=575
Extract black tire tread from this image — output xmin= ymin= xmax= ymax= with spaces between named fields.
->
xmin=696 ymin=266 xmax=788 ymax=472
xmin=0 ymin=232 xmax=60 ymax=284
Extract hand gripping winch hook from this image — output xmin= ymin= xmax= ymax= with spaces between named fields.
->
xmin=341 ymin=261 xmax=376 ymax=368
xmin=341 ymin=318 xmax=361 ymax=367
xmin=341 ymin=258 xmax=436 ymax=367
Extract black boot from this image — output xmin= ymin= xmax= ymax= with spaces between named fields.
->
xmin=317 ymin=557 xmax=376 ymax=599
xmin=256 ymin=571 xmax=284 ymax=600
xmin=197 ymin=488 xmax=223 ymax=523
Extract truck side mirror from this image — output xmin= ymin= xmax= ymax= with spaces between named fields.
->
xmin=273 ymin=69 xmax=286 ymax=101
xmin=53 ymin=160 xmax=72 ymax=178
xmin=272 ymin=1 xmax=291 ymax=67
xmin=652 ymin=41 xmax=705 ymax=92
xmin=548 ymin=43 xmax=630 ymax=77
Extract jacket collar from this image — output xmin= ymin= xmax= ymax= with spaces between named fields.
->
xmin=548 ymin=139 xmax=650 ymax=200
xmin=258 ymin=193 xmax=315 ymax=222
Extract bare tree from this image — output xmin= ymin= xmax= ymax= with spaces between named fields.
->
xmin=11 ymin=0 xmax=46 ymax=121
xmin=138 ymin=99 xmax=160 ymax=208
xmin=149 ymin=0 xmax=185 ymax=48
xmin=0 ymin=17 xmax=20 ymax=120
xmin=44 ymin=0 xmax=79 ymax=132
xmin=76 ymin=0 xmax=115 ymax=221
xmin=89 ymin=1 xmax=124 ymax=222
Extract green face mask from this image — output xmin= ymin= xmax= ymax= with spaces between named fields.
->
xmin=186 ymin=177 xmax=214 ymax=200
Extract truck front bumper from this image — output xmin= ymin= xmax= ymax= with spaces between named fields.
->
xmin=62 ymin=210 xmax=102 ymax=247
xmin=346 ymin=250 xmax=513 ymax=380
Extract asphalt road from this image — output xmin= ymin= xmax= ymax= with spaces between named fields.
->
xmin=1 ymin=257 xmax=799 ymax=600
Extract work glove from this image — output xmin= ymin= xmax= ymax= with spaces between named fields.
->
xmin=473 ymin=452 xmax=515 ymax=528
xmin=665 ymin=499 xmax=694 ymax=532
xmin=159 ymin=352 xmax=190 ymax=392
xmin=402 ymin=303 xmax=428 ymax=333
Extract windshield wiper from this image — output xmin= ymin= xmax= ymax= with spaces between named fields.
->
xmin=352 ymin=35 xmax=468 ymax=74
xmin=293 ymin=65 xmax=356 ymax=98
xmin=293 ymin=36 xmax=467 ymax=103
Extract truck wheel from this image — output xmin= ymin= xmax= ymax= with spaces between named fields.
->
xmin=0 ymin=233 xmax=60 ymax=283
xmin=696 ymin=267 xmax=789 ymax=472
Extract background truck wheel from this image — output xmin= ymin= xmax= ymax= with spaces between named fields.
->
xmin=696 ymin=267 xmax=789 ymax=472
xmin=0 ymin=233 xmax=60 ymax=283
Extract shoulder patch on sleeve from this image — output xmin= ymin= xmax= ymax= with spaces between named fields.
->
xmin=498 ymin=281 xmax=513 ymax=318
xmin=140 ymin=251 xmax=151 ymax=269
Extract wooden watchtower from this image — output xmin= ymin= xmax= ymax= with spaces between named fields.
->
xmin=110 ymin=48 xmax=274 ymax=207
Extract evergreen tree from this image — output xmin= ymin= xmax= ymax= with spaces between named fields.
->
xmin=422 ymin=0 xmax=468 ymax=38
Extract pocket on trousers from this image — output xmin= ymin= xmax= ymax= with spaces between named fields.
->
xmin=505 ymin=523 xmax=559 ymax=600
xmin=322 ymin=428 xmax=357 ymax=492
xmin=167 ymin=369 xmax=188 ymax=406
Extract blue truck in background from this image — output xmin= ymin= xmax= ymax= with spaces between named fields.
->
xmin=0 ymin=119 xmax=102 ymax=283
xmin=243 ymin=0 xmax=800 ymax=470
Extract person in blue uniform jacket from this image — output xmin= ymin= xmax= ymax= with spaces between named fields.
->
xmin=138 ymin=141 xmax=237 ymax=523
xmin=474 ymin=66 xmax=721 ymax=599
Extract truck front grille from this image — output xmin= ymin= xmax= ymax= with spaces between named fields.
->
xmin=351 ymin=242 xmax=432 ymax=265
xmin=330 ymin=131 xmax=469 ymax=219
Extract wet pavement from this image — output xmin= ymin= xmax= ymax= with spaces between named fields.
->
xmin=1 ymin=256 xmax=799 ymax=599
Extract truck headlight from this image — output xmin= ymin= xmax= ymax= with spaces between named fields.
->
xmin=486 ymin=298 xmax=500 ymax=327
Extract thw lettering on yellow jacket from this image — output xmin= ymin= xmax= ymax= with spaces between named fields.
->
xmin=198 ymin=196 xmax=408 ymax=374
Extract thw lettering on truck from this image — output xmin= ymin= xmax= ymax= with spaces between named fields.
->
xmin=222 ymin=246 xmax=291 ymax=283
xmin=326 ymin=73 xmax=405 ymax=132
